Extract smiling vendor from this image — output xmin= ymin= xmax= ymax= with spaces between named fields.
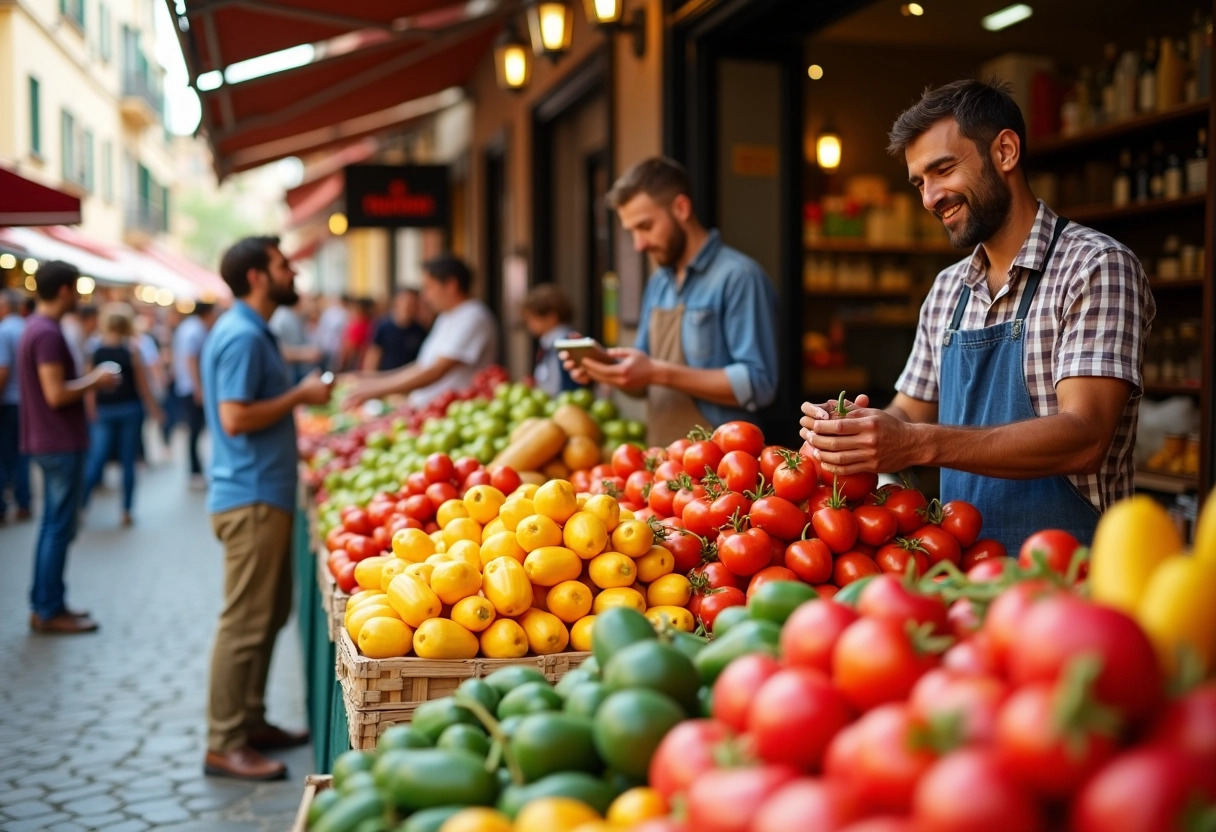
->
xmin=565 ymin=157 xmax=779 ymax=446
xmin=800 ymin=79 xmax=1153 ymax=556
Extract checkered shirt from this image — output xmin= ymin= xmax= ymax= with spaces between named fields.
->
xmin=895 ymin=201 xmax=1155 ymax=511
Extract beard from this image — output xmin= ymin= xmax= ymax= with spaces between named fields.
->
xmin=269 ymin=280 xmax=299 ymax=307
xmin=937 ymin=155 xmax=1012 ymax=249
xmin=651 ymin=218 xmax=687 ymax=268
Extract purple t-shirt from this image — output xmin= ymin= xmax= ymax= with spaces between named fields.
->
xmin=18 ymin=314 xmax=88 ymax=454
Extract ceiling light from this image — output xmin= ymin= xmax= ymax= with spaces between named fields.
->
xmin=155 ymin=288 xmax=174 ymax=306
xmin=808 ymin=64 xmax=824 ymax=80
xmin=196 ymin=71 xmax=223 ymax=91
xmin=901 ymin=3 xmax=924 ymax=15
xmin=982 ymin=3 xmax=1032 ymax=31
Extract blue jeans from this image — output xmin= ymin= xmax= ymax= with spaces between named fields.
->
xmin=30 ymin=451 xmax=85 ymax=620
xmin=0 ymin=403 xmax=31 ymax=515
xmin=83 ymin=400 xmax=144 ymax=513
xmin=180 ymin=394 xmax=206 ymax=476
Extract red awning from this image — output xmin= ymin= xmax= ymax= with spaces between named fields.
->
xmin=136 ymin=244 xmax=232 ymax=301
xmin=287 ymin=173 xmax=343 ymax=228
xmin=0 ymin=166 xmax=83 ymax=226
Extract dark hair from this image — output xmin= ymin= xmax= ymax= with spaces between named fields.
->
xmin=34 ymin=260 xmax=80 ymax=301
xmin=521 ymin=283 xmax=572 ymax=324
xmin=77 ymin=303 xmax=98 ymax=320
xmin=358 ymin=297 xmax=376 ymax=315
xmin=887 ymin=79 xmax=1027 ymax=164
xmin=606 ymin=157 xmax=692 ymax=210
xmin=193 ymin=301 xmax=215 ymax=317
xmin=219 ymin=235 xmax=281 ymax=297
xmin=422 ymin=255 xmax=473 ymax=295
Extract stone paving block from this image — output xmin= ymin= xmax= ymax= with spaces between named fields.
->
xmin=48 ymin=780 xmax=113 ymax=805
xmin=124 ymin=797 xmax=191 ymax=825
xmin=0 ymin=786 xmax=46 ymax=806
xmin=92 ymin=820 xmax=150 ymax=832
xmin=174 ymin=777 xmax=252 ymax=798
xmin=4 ymin=798 xmax=56 ymax=818
xmin=5 ymin=811 xmax=72 ymax=832
xmin=62 ymin=794 xmax=122 ymax=816
xmin=48 ymin=821 xmax=89 ymax=832
xmin=246 ymin=787 xmax=305 ymax=815
xmin=75 ymin=811 xmax=127 ymax=830
xmin=139 ymin=736 xmax=196 ymax=756
xmin=182 ymin=794 xmax=242 ymax=813
xmin=153 ymin=821 xmax=262 ymax=832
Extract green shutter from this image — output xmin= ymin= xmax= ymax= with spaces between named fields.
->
xmin=61 ymin=110 xmax=73 ymax=181
xmin=28 ymin=77 xmax=40 ymax=155
xmin=101 ymin=140 xmax=112 ymax=201
xmin=83 ymin=129 xmax=94 ymax=192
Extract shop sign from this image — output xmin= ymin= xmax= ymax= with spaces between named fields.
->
xmin=344 ymin=165 xmax=450 ymax=229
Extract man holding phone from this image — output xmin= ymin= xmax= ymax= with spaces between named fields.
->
xmin=564 ymin=157 xmax=779 ymax=445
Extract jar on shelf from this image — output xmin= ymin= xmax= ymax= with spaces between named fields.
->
xmin=1158 ymin=234 xmax=1182 ymax=280
xmin=1159 ymin=325 xmax=1179 ymax=383
xmin=1178 ymin=320 xmax=1202 ymax=382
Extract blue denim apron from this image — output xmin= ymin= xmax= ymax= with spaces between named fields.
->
xmin=938 ymin=217 xmax=1100 ymax=555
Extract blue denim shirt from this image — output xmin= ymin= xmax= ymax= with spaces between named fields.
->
xmin=635 ymin=230 xmax=779 ymax=425
xmin=202 ymin=301 xmax=297 ymax=515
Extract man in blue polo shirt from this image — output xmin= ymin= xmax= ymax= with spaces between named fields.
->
xmin=200 ymin=236 xmax=332 ymax=781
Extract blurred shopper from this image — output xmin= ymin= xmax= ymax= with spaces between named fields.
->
xmin=81 ymin=303 xmax=164 ymax=527
xmin=521 ymin=283 xmax=584 ymax=397
xmin=339 ymin=297 xmax=374 ymax=371
xmin=315 ymin=295 xmax=348 ymax=371
xmin=201 ymin=236 xmax=332 ymax=781
xmin=0 ymin=289 xmax=32 ymax=523
xmin=346 ymin=256 xmax=496 ymax=408
xmin=174 ymin=302 xmax=217 ymax=488
xmin=19 ymin=261 xmax=120 ymax=634
xmin=61 ymin=302 xmax=98 ymax=376
xmin=564 ymin=157 xmax=779 ymax=445
xmin=363 ymin=287 xmax=428 ymax=372
xmin=269 ymin=298 xmax=322 ymax=383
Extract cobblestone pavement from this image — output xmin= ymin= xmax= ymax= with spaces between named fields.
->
xmin=0 ymin=440 xmax=315 ymax=832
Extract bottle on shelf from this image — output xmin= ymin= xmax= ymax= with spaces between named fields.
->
xmin=1097 ymin=42 xmax=1119 ymax=123
xmin=1112 ymin=148 xmax=1133 ymax=207
xmin=1134 ymin=150 xmax=1152 ymax=203
xmin=1156 ymin=37 xmax=1184 ymax=111
xmin=1164 ymin=151 xmax=1184 ymax=199
xmin=1188 ymin=10 xmax=1205 ymax=102
xmin=1138 ymin=37 xmax=1159 ymax=113
xmin=1186 ymin=127 xmax=1208 ymax=194
xmin=1149 ymin=141 xmax=1166 ymax=199
xmin=1115 ymin=49 xmax=1140 ymax=120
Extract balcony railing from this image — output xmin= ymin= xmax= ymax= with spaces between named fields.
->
xmin=121 ymin=71 xmax=164 ymax=123
xmin=124 ymin=199 xmax=166 ymax=236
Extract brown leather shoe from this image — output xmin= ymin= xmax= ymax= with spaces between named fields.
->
xmin=248 ymin=724 xmax=311 ymax=750
xmin=203 ymin=747 xmax=287 ymax=781
xmin=64 ymin=607 xmax=91 ymax=619
xmin=30 ymin=613 xmax=99 ymax=634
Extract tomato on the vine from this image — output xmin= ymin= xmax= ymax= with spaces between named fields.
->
xmin=712 ymin=421 xmax=765 ymax=457
xmin=709 ymin=491 xmax=751 ymax=530
xmin=759 ymin=445 xmax=787 ymax=482
xmin=962 ymin=538 xmax=1007 ymax=570
xmin=341 ymin=507 xmax=374 ymax=536
xmin=856 ymin=574 xmax=949 ymax=635
xmin=682 ymin=495 xmax=717 ymax=539
xmin=1017 ymin=529 xmax=1082 ymax=577
xmin=712 ymin=654 xmax=781 ymax=732
xmin=833 ymin=471 xmax=879 ymax=503
xmin=666 ymin=437 xmax=692 ymax=462
xmin=812 ymin=500 xmax=858 ymax=555
xmin=912 ymin=750 xmax=1046 ymax=832
xmin=487 ymin=465 xmax=521 ymax=494
xmin=453 ymin=456 xmax=480 ymax=482
xmin=940 ymin=500 xmax=982 ymax=547
xmin=625 ymin=470 xmax=654 ymax=506
xmin=655 ymin=459 xmax=684 ymax=481
xmin=662 ymin=527 xmax=706 ymax=573
xmin=698 ymin=586 xmax=747 ymax=629
xmin=1070 ymin=747 xmax=1216 ymax=832
xmin=423 ymin=452 xmax=455 ymax=484
xmin=833 ymin=617 xmax=940 ymax=711
xmin=648 ymin=480 xmax=678 ymax=516
xmin=683 ymin=440 xmax=725 ymax=482
xmin=747 ymin=667 xmax=852 ymax=770
xmin=649 ymin=719 xmax=734 ymax=801
xmin=909 ymin=525 xmax=962 ymax=566
xmin=908 ymin=668 xmax=1007 ymax=746
xmin=874 ymin=541 xmax=929 ymax=577
xmin=717 ymin=450 xmax=761 ymax=494
xmin=880 ymin=488 xmax=929 ymax=535
xmin=672 ymin=481 xmax=707 ymax=518
xmin=747 ymin=566 xmax=800 ymax=598
xmin=781 ymin=599 xmax=859 ymax=674
xmin=824 ymin=704 xmax=936 ymax=815
xmin=612 ymin=444 xmax=646 ymax=477
xmin=772 ymin=451 xmax=819 ymax=503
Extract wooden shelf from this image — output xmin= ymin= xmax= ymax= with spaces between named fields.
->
xmin=1135 ymin=469 xmax=1200 ymax=494
xmin=1029 ymin=100 xmax=1210 ymax=156
xmin=807 ymin=238 xmax=960 ymax=255
xmin=803 ymin=366 xmax=869 ymax=393
xmin=1143 ymin=382 xmax=1202 ymax=397
xmin=804 ymin=287 xmax=920 ymax=299
xmin=1149 ymin=278 xmax=1205 ymax=291
xmin=1061 ymin=193 xmax=1206 ymax=224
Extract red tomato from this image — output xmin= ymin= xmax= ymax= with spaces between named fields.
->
xmin=824 ymin=704 xmax=936 ymax=815
xmin=856 ymin=574 xmax=949 ymax=634
xmin=1008 ymin=594 xmax=1163 ymax=721
xmin=425 ymin=481 xmax=458 ymax=510
xmin=648 ymin=480 xmax=678 ymax=517
xmin=1147 ymin=682 xmax=1216 ymax=762
xmin=655 ymin=459 xmax=684 ymax=481
xmin=781 ymin=599 xmax=859 ymax=674
xmin=712 ymin=421 xmax=765 ymax=457
xmin=423 ymin=452 xmax=455 ymax=484
xmin=366 ymin=499 xmax=393 ymax=527
xmin=940 ymin=500 xmax=983 ymax=548
xmin=398 ymin=494 xmax=433 ymax=524
xmin=912 ymin=749 xmax=1046 ymax=832
xmin=326 ymin=549 xmax=350 ymax=577
xmin=718 ymin=528 xmax=774 ymax=577
xmin=832 ymin=552 xmax=881 ymax=587
xmin=341 ymin=507 xmax=374 ymax=536
xmin=747 ymin=566 xmax=800 ymax=598
xmin=853 ymin=504 xmax=898 ymax=547
xmin=812 ymin=504 xmax=858 ymax=554
xmin=487 ymin=465 xmax=521 ymax=494
xmin=749 ymin=496 xmax=806 ymax=541
xmin=751 ymin=778 xmax=861 ymax=832
xmin=691 ymin=560 xmax=742 ymax=591
xmin=717 ymin=450 xmax=760 ymax=494
xmin=837 ymin=820 xmax=913 ymax=832
xmin=1017 ymin=529 xmax=1082 ymax=577
xmin=982 ymin=580 xmax=1058 ymax=673
xmin=941 ymin=633 xmax=1000 ymax=677
xmin=591 ymin=475 xmax=626 ymax=497
xmin=591 ymin=463 xmax=614 ymax=480
xmin=711 ymin=654 xmax=781 ymax=732
xmin=404 ymin=470 xmax=429 ymax=495
xmin=785 ymin=538 xmax=834 ymax=584
xmin=649 ymin=719 xmax=734 ymax=800
xmin=666 ymin=437 xmax=692 ymax=463
xmin=344 ymin=535 xmax=379 ymax=562
xmin=833 ymin=471 xmax=879 ymax=503
xmin=806 ymin=484 xmax=836 ymax=512
xmin=965 ymin=556 xmax=1008 ymax=582
xmin=816 ymin=584 xmax=840 ymax=599
xmin=908 ymin=524 xmax=962 ymax=566
xmin=682 ymin=495 xmax=717 ymax=539
xmin=683 ymin=440 xmax=725 ymax=482
xmin=748 ymin=667 xmax=852 ymax=770
xmin=772 ymin=451 xmax=819 ymax=503
xmin=709 ymin=491 xmax=751 ymax=530
xmin=685 ymin=765 xmax=800 ymax=832
xmin=612 ymin=444 xmax=645 ymax=477
xmin=909 ymin=668 xmax=1008 ymax=746
xmin=995 ymin=679 xmax=1118 ymax=798
xmin=833 ymin=616 xmax=939 ymax=712
xmin=698 ymin=586 xmax=747 ymax=629
xmin=882 ymin=488 xmax=929 ymax=535
xmin=625 ymin=470 xmax=654 ymax=506
xmin=1070 ymin=747 xmax=1216 ymax=832
xmin=874 ymin=543 xmax=929 ymax=578
xmin=452 ymin=456 xmax=481 ymax=482
xmin=325 ymin=527 xmax=352 ymax=552
xmin=462 ymin=468 xmax=492 ymax=491
xmin=947 ymin=598 xmax=982 ymax=637
xmin=662 ymin=527 xmax=705 ymax=573
xmin=371 ymin=526 xmax=390 ymax=552
xmin=758 ymin=445 xmax=787 ymax=482
xmin=335 ymin=559 xmax=359 ymax=593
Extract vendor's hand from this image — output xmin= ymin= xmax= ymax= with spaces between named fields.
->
xmin=799 ymin=393 xmax=871 ymax=428
xmin=581 ymin=348 xmax=655 ymax=391
xmin=296 ymin=370 xmax=334 ymax=407
xmin=805 ymin=406 xmax=920 ymax=476
xmin=90 ymin=366 xmax=121 ymax=392
xmin=559 ymin=352 xmax=592 ymax=385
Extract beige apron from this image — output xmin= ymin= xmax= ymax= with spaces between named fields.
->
xmin=646 ymin=304 xmax=708 ymax=446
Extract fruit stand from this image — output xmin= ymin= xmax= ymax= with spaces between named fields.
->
xmin=292 ymin=371 xmax=1216 ymax=832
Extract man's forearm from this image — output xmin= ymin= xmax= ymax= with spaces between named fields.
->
xmin=359 ymin=361 xmax=447 ymax=400
xmin=912 ymin=412 xmax=1110 ymax=479
xmin=651 ymin=362 xmax=739 ymax=407
xmin=219 ymin=389 xmax=302 ymax=436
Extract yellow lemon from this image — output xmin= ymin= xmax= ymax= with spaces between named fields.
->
xmin=479 ymin=618 xmax=529 ymax=658
xmin=443 ymin=517 xmax=483 ymax=548
xmin=353 ymin=556 xmax=389 ymax=591
xmin=356 ymin=616 xmax=413 ymax=659
xmin=516 ymin=514 xmax=563 ymax=552
xmin=346 ymin=590 xmax=388 ymax=613
xmin=346 ymin=604 xmax=399 ymax=641
xmin=513 ymin=797 xmax=600 ymax=832
xmin=581 ymin=494 xmax=621 ymax=532
xmin=611 ymin=520 xmax=654 ymax=557
xmin=569 ymin=615 xmax=595 ymax=652
xmin=430 ymin=560 xmax=483 ymax=605
xmin=439 ymin=807 xmax=513 ymax=832
xmin=646 ymin=573 xmax=692 ymax=607
xmin=645 ymin=605 xmax=695 ymax=633
xmin=634 ymin=546 xmax=675 ymax=583
xmin=563 ymin=511 xmax=609 ymax=560
xmin=379 ymin=558 xmax=410 ymax=591
xmin=430 ymin=530 xmax=447 ymax=551
xmin=533 ymin=479 xmax=578 ymax=524
xmin=588 ymin=552 xmax=637 ymax=589
xmin=512 ymin=483 xmax=539 ymax=500
xmin=481 ymin=516 xmax=507 ymax=542
xmin=547 ymin=580 xmax=594 ymax=624
xmin=619 ymin=508 xmax=635 ymax=521
xmin=592 ymin=586 xmax=647 ymax=615
xmin=606 ymin=787 xmax=668 ymax=826
xmin=481 ymin=531 xmax=528 ymax=567
xmin=447 ymin=539 xmax=483 ymax=569
xmin=392 ymin=527 xmax=436 ymax=563
xmin=405 ymin=562 xmax=435 ymax=584
xmin=412 ymin=618 xmax=479 ymax=660
xmin=498 ymin=498 xmax=535 ymax=532
xmin=463 ymin=485 xmax=506 ymax=525
xmin=437 ymin=498 xmax=471 ymax=528
xmin=450 ymin=595 xmax=496 ymax=633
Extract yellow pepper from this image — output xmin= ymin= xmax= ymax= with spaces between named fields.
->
xmin=1088 ymin=495 xmax=1183 ymax=614
xmin=1192 ymin=486 xmax=1216 ymax=566
xmin=1136 ymin=554 xmax=1216 ymax=678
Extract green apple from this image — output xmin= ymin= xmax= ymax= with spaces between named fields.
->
xmin=571 ymin=388 xmax=595 ymax=410
xmin=625 ymin=420 xmax=646 ymax=441
xmin=589 ymin=398 xmax=618 ymax=422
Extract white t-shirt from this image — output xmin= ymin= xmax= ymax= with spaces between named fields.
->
xmin=408 ymin=299 xmax=498 ymax=408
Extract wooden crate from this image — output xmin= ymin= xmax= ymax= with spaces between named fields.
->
xmin=289 ymin=774 xmax=333 ymax=832
xmin=316 ymin=548 xmax=348 ymax=644
xmin=343 ymin=688 xmax=417 ymax=750
xmin=336 ymin=627 xmax=590 ymax=711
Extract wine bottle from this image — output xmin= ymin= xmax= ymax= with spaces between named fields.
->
xmin=1186 ymin=128 xmax=1208 ymax=194
xmin=1149 ymin=141 xmax=1165 ymax=199
xmin=1112 ymin=148 xmax=1133 ymax=207
xmin=1134 ymin=150 xmax=1151 ymax=203
xmin=1138 ymin=37 xmax=1158 ymax=113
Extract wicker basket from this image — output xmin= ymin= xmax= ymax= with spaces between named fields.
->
xmin=336 ymin=627 xmax=590 ymax=712
xmin=289 ymin=774 xmax=333 ymax=832
xmin=316 ymin=549 xmax=348 ymax=644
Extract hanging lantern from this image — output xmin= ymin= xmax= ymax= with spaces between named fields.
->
xmin=494 ymin=20 xmax=532 ymax=91
xmin=526 ymin=0 xmax=574 ymax=59
xmin=583 ymin=0 xmax=624 ymax=26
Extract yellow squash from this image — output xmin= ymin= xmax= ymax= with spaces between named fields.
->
xmin=430 ymin=561 xmax=483 ymax=605
xmin=518 ymin=608 xmax=570 ymax=654
xmin=482 ymin=557 xmax=534 ymax=617
xmin=1088 ymin=495 xmax=1183 ymax=614
xmin=387 ymin=573 xmax=443 ymax=627
xmin=645 ymin=605 xmax=695 ymax=632
xmin=1136 ymin=554 xmax=1216 ymax=677
xmin=413 ymin=618 xmax=479 ymax=660
xmin=524 ymin=546 xmax=583 ymax=587
xmin=451 ymin=596 xmax=497 ymax=633
xmin=479 ymin=618 xmax=529 ymax=658
xmin=1193 ymin=485 xmax=1216 ymax=565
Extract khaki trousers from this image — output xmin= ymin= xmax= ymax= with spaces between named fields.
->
xmin=207 ymin=502 xmax=294 ymax=752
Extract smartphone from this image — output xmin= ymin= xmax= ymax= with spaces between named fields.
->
xmin=555 ymin=337 xmax=616 ymax=365
xmin=97 ymin=360 xmax=123 ymax=377
xmin=320 ymin=371 xmax=335 ymax=386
